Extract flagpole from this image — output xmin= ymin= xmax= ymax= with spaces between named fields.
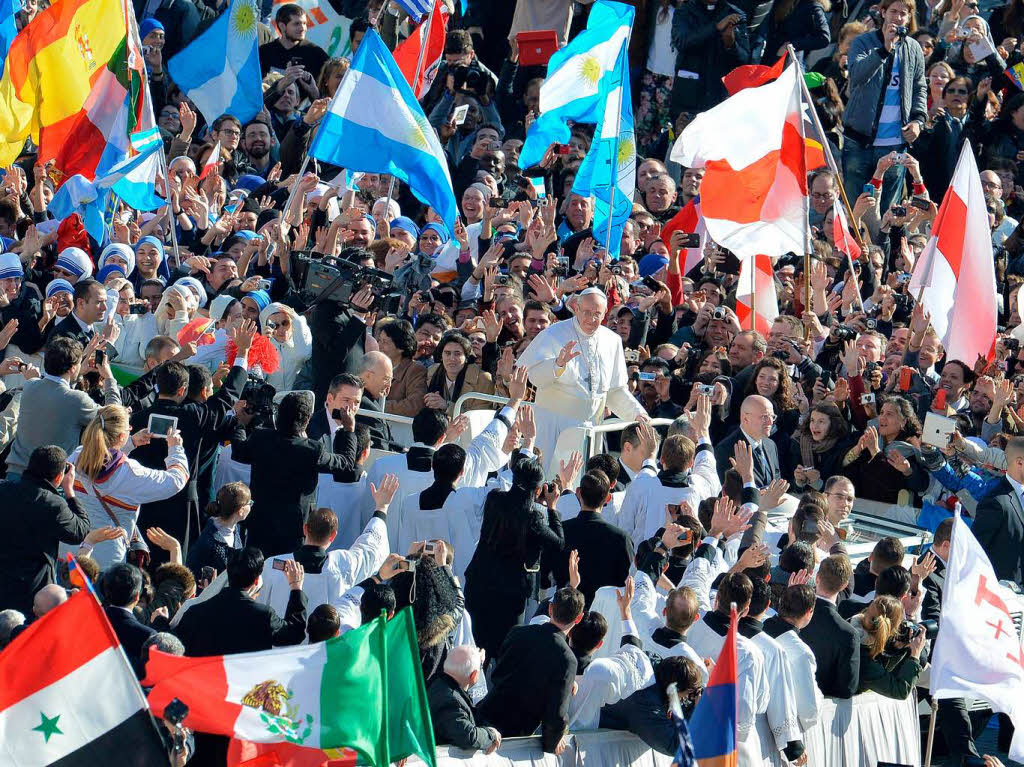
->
xmin=155 ymin=143 xmax=183 ymax=271
xmin=788 ymin=45 xmax=813 ymax=340
xmin=923 ymin=696 xmax=939 ymax=767
xmin=749 ymin=255 xmax=756 ymax=331
xmin=410 ymin=0 xmax=436 ymax=98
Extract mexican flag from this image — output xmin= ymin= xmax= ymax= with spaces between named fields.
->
xmin=0 ymin=590 xmax=169 ymax=766
xmin=144 ymin=608 xmax=437 ymax=767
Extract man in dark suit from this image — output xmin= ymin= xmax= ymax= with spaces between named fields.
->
xmin=799 ymin=553 xmax=860 ymax=699
xmin=478 ymin=587 xmax=584 ymax=754
xmin=713 ymin=395 xmax=780 ymax=486
xmin=599 ymin=655 xmax=705 ymax=755
xmin=231 ymin=391 xmax=361 ymax=558
xmin=920 ymin=517 xmax=951 ymax=624
xmin=427 ymin=645 xmax=500 ymax=753
xmin=130 ymin=325 xmax=253 ymax=563
xmin=308 ymin=373 xmax=364 ymax=446
xmin=0 ymin=446 xmax=91 ymax=615
xmin=49 ymin=278 xmax=105 ymax=345
xmin=551 ymin=471 xmax=634 ymax=607
xmin=972 ymin=437 xmax=1024 ymax=586
xmin=101 ymin=563 xmax=156 ymax=676
xmin=355 ymin=351 xmax=395 ymax=450
xmin=617 ymin=422 xmax=658 ymax=487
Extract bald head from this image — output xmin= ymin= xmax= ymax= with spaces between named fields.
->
xmin=33 ymin=585 xmax=68 ymax=618
xmin=359 ymin=351 xmax=394 ymax=399
xmin=740 ymin=394 xmax=775 ymax=441
xmin=444 ymin=645 xmax=484 ymax=689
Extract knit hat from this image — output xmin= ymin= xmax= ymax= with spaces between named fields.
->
xmin=46 ymin=279 xmax=74 ymax=299
xmin=55 ymin=247 xmax=94 ymax=280
xmin=233 ymin=229 xmax=260 ymax=241
xmin=98 ymin=242 xmax=136 ymax=276
xmin=0 ymin=253 xmax=23 ymax=281
xmin=389 ymin=216 xmax=420 ymax=240
xmin=176 ymin=276 xmax=209 ymax=308
xmin=208 ymin=294 xmax=237 ymax=322
xmin=97 ymin=263 xmax=128 ymax=283
xmin=139 ymin=17 xmax=164 ymax=41
xmin=638 ymin=252 xmax=669 ymax=278
xmin=244 ymin=289 xmax=271 ymax=313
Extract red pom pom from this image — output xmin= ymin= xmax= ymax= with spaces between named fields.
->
xmin=226 ymin=333 xmax=280 ymax=374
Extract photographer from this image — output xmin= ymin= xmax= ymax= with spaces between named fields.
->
xmin=849 ymin=594 xmax=926 ymax=699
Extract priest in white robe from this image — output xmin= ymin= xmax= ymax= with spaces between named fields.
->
xmin=516 ymin=288 xmax=646 ymax=474
xmin=764 ymin=584 xmax=822 ymax=742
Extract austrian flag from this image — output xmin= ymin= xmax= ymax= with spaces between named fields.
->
xmin=0 ymin=590 xmax=168 ymax=766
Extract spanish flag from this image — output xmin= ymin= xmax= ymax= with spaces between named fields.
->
xmin=0 ymin=0 xmax=128 ymax=175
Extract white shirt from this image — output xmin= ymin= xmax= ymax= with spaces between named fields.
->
xmin=569 ymin=619 xmax=653 ymax=731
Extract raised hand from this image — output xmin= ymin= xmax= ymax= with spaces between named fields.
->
xmin=760 ymin=478 xmax=790 ymax=509
xmin=370 ymin=473 xmax=400 ymax=509
xmin=558 ymin=451 xmax=584 ymax=489
xmin=730 ymin=440 xmax=754 ymax=484
xmin=555 ymin=340 xmax=581 ymax=369
xmin=507 ymin=365 xmax=529 ymax=402
xmin=616 ymin=575 xmax=635 ymax=619
xmin=568 ymin=549 xmax=581 ymax=589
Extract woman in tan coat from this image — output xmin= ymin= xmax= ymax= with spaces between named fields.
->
xmin=376 ymin=319 xmax=428 ymax=417
xmin=424 ymin=331 xmax=495 ymax=418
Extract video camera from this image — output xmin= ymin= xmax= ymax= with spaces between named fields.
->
xmin=293 ymin=251 xmax=402 ymax=314
xmin=453 ymin=61 xmax=490 ymax=100
xmin=241 ymin=374 xmax=276 ymax=429
xmin=893 ymin=618 xmax=939 ymax=646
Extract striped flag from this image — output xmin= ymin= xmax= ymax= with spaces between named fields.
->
xmin=689 ymin=605 xmax=739 ymax=766
xmin=393 ymin=0 xmax=446 ymax=99
xmin=393 ymin=0 xmax=432 ymax=19
xmin=95 ymin=142 xmax=166 ymax=211
xmin=831 ymin=198 xmax=861 ymax=260
xmin=0 ymin=590 xmax=169 ymax=766
xmin=735 ymin=253 xmax=779 ymax=335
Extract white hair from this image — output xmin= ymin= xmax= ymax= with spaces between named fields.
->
xmin=444 ymin=645 xmax=482 ymax=681
xmin=0 ymin=609 xmax=25 ymax=647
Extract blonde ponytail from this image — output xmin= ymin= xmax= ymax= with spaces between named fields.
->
xmin=865 ymin=595 xmax=904 ymax=658
xmin=78 ymin=405 xmax=130 ymax=480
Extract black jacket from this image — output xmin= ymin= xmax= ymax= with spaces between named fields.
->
xmin=231 ymin=426 xmax=360 ymax=558
xmin=185 ymin=518 xmax=243 ymax=578
xmin=309 ymin=304 xmax=367 ymax=405
xmin=714 ymin=428 xmax=780 ymax=486
xmin=173 ymin=585 xmax=308 ymax=656
xmin=551 ymin=510 xmax=634 ymax=607
xmin=478 ymin=622 xmax=576 ymax=752
xmin=599 ymin=683 xmax=675 ymax=755
xmin=0 ymin=286 xmax=45 ymax=356
xmin=972 ymin=477 xmax=1024 ymax=586
xmin=105 ymin=605 xmax=156 ymax=676
xmin=920 ymin=550 xmax=945 ymax=624
xmin=799 ymin=596 xmax=860 ymax=699
xmin=0 ymin=473 xmax=90 ymax=615
xmin=670 ymin=0 xmax=751 ymax=114
xmin=427 ymin=673 xmax=497 ymax=751
xmin=357 ymin=393 xmax=394 ymax=452
xmin=48 ymin=313 xmax=93 ymax=346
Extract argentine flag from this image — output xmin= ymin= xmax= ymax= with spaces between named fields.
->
xmin=572 ymin=40 xmax=635 ymax=259
xmin=96 ymin=140 xmax=167 ymax=212
xmin=519 ymin=0 xmax=634 ymax=170
xmin=310 ymin=29 xmax=457 ymax=235
xmin=167 ymin=0 xmax=263 ymax=125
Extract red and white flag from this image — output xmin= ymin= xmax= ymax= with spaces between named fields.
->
xmin=393 ymin=0 xmax=447 ymax=99
xmin=200 ymin=140 xmax=222 ymax=180
xmin=670 ymin=62 xmax=808 ymax=260
xmin=735 ymin=253 xmax=779 ymax=335
xmin=832 ymin=199 xmax=861 ymax=260
xmin=930 ymin=514 xmax=1024 ymax=761
xmin=660 ymin=196 xmax=707 ymax=277
xmin=909 ymin=141 xmax=997 ymax=365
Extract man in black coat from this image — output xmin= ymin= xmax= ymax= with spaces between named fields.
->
xmin=478 ymin=587 xmax=584 ymax=754
xmin=101 ymin=564 xmax=156 ymax=677
xmin=713 ymin=395 xmax=781 ymax=486
xmin=129 ymin=325 xmax=253 ymax=562
xmin=355 ymin=351 xmax=395 ymax=451
xmin=49 ymin=279 xmax=105 ymax=346
xmin=427 ymin=645 xmax=500 ymax=753
xmin=551 ymin=471 xmax=634 ymax=607
xmin=0 ymin=446 xmax=91 ymax=615
xmin=800 ymin=553 xmax=860 ymax=699
xmin=309 ymin=282 xmax=373 ymax=405
xmin=972 ymin=437 xmax=1024 ymax=586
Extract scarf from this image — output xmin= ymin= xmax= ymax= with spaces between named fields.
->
xmin=93 ymin=450 xmax=127 ymax=483
xmin=799 ymin=431 xmax=839 ymax=467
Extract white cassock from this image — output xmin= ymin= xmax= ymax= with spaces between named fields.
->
xmin=516 ymin=317 xmax=646 ymax=473
xmin=569 ymin=620 xmax=654 ymax=731
xmin=616 ymin=443 xmax=722 ymax=547
xmin=678 ymin=535 xmax=742 ymax=613
xmin=750 ymin=629 xmax=802 ymax=767
xmin=629 ymin=571 xmax=667 ymax=649
xmin=773 ymin=626 xmax=822 ymax=736
xmin=319 ymin=473 xmax=369 ymax=550
xmin=686 ymin=617 xmax=770 ymax=767
xmin=364 ymin=406 xmax=513 ymax=549
xmin=397 ymin=489 xmax=478 ymax=581
xmin=256 ymin=515 xmax=389 ymax=617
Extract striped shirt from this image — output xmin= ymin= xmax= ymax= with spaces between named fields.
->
xmin=874 ymin=51 xmax=903 ymax=146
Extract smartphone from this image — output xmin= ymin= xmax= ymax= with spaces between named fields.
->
xmin=147 ymin=413 xmax=179 ymax=438
xmin=553 ymin=144 xmax=572 ymax=156
xmin=272 ymin=558 xmax=287 ymax=571
xmin=862 ymin=183 xmax=876 ymax=197
xmin=129 ymin=304 xmax=148 ymax=314
xmin=679 ymin=232 xmax=701 ymax=248
xmin=199 ymin=565 xmax=216 ymax=583
xmin=933 ymin=388 xmax=948 ymax=411
xmin=641 ymin=276 xmax=662 ymax=292
xmin=639 ymin=371 xmax=658 ymax=382
xmin=899 ymin=367 xmax=913 ymax=391
xmin=94 ymin=349 xmax=105 ymax=366
xmin=860 ymin=393 xmax=875 ymax=405
xmin=452 ymin=104 xmax=469 ymax=125
xmin=288 ymin=58 xmax=303 ymax=68
xmin=910 ymin=196 xmax=930 ymax=211
xmin=666 ymin=503 xmax=683 ymax=521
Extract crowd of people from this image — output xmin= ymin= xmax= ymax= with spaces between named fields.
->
xmin=3 ymin=0 xmax=1024 ymax=764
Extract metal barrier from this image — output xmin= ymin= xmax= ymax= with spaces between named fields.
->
xmin=452 ymin=391 xmax=510 ymax=418
xmin=356 ymin=408 xmax=413 ymax=450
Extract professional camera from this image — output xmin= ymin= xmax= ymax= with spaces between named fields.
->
xmin=453 ymin=61 xmax=490 ymax=99
xmin=293 ymin=251 xmax=402 ymax=314
xmin=827 ymin=325 xmax=858 ymax=345
xmin=241 ymin=374 xmax=276 ymax=429
xmin=894 ymin=618 xmax=939 ymax=645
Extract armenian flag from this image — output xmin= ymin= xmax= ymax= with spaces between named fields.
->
xmin=689 ymin=606 xmax=739 ymax=767
xmin=0 ymin=0 xmax=147 ymax=183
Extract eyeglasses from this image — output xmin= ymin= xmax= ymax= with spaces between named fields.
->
xmin=811 ymin=191 xmax=836 ymax=200
xmin=217 ymin=128 xmax=241 ymax=137
xmin=946 ymin=87 xmax=970 ymax=95
xmin=576 ymin=309 xmax=604 ymax=319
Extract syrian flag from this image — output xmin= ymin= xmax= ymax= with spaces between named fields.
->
xmin=200 ymin=140 xmax=222 ymax=180
xmin=832 ymin=198 xmax=861 ymax=260
xmin=909 ymin=141 xmax=998 ymax=365
xmin=661 ymin=196 xmax=707 ymax=277
xmin=393 ymin=0 xmax=447 ymax=99
xmin=0 ymin=590 xmax=168 ymax=766
xmin=671 ymin=62 xmax=808 ymax=260
xmin=735 ymin=253 xmax=779 ymax=335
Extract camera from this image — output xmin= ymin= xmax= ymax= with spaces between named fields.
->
xmin=894 ymin=618 xmax=939 ymax=644
xmin=129 ymin=303 xmax=148 ymax=315
xmin=611 ymin=265 xmax=623 ymax=276
xmin=892 ymin=204 xmax=907 ymax=217
xmin=241 ymin=375 xmax=276 ymax=428
xmin=453 ymin=61 xmax=490 ymax=99
xmin=865 ymin=318 xmax=877 ymax=330
xmin=293 ymin=252 xmax=402 ymax=314
xmin=829 ymin=325 xmax=858 ymax=345
xmin=772 ymin=349 xmax=790 ymax=360
xmin=495 ymin=274 xmax=511 ymax=287
xmin=712 ymin=306 xmax=728 ymax=321
xmin=552 ymin=256 xmax=569 ymax=277
xmin=624 ymin=349 xmax=640 ymax=363
xmin=697 ymin=383 xmax=715 ymax=396
xmin=163 ymin=698 xmax=190 ymax=756
xmin=895 ymin=24 xmax=908 ymax=37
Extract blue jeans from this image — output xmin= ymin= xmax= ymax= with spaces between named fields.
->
xmin=841 ymin=136 xmax=908 ymax=214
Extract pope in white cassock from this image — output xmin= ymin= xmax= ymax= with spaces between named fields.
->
xmin=516 ymin=288 xmax=647 ymax=472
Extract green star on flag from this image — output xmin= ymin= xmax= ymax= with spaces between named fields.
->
xmin=33 ymin=712 xmax=63 ymax=742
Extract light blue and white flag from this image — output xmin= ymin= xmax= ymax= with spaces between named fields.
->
xmin=572 ymin=39 xmax=634 ymax=258
xmin=96 ymin=141 xmax=166 ymax=211
xmin=393 ymin=0 xmax=432 ymax=19
xmin=167 ymin=0 xmax=263 ymax=125
xmin=310 ymin=29 xmax=457 ymax=234
xmin=0 ymin=0 xmax=17 ymax=79
xmin=519 ymin=0 xmax=634 ymax=170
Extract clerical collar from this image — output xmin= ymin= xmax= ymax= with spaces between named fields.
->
xmin=738 ymin=616 xmax=764 ymax=639
xmin=703 ymin=610 xmax=731 ymax=637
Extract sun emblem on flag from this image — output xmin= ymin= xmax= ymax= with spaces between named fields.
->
xmin=408 ymin=110 xmax=433 ymax=150
xmin=231 ymin=0 xmax=257 ymax=37
xmin=579 ymin=55 xmax=602 ymax=86
xmin=617 ymin=133 xmax=636 ymax=167
xmin=241 ymin=680 xmax=314 ymax=745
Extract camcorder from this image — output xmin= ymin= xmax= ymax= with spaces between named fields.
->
xmin=293 ymin=251 xmax=402 ymax=314
xmin=453 ymin=61 xmax=490 ymax=99
xmin=241 ymin=375 xmax=277 ymax=428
